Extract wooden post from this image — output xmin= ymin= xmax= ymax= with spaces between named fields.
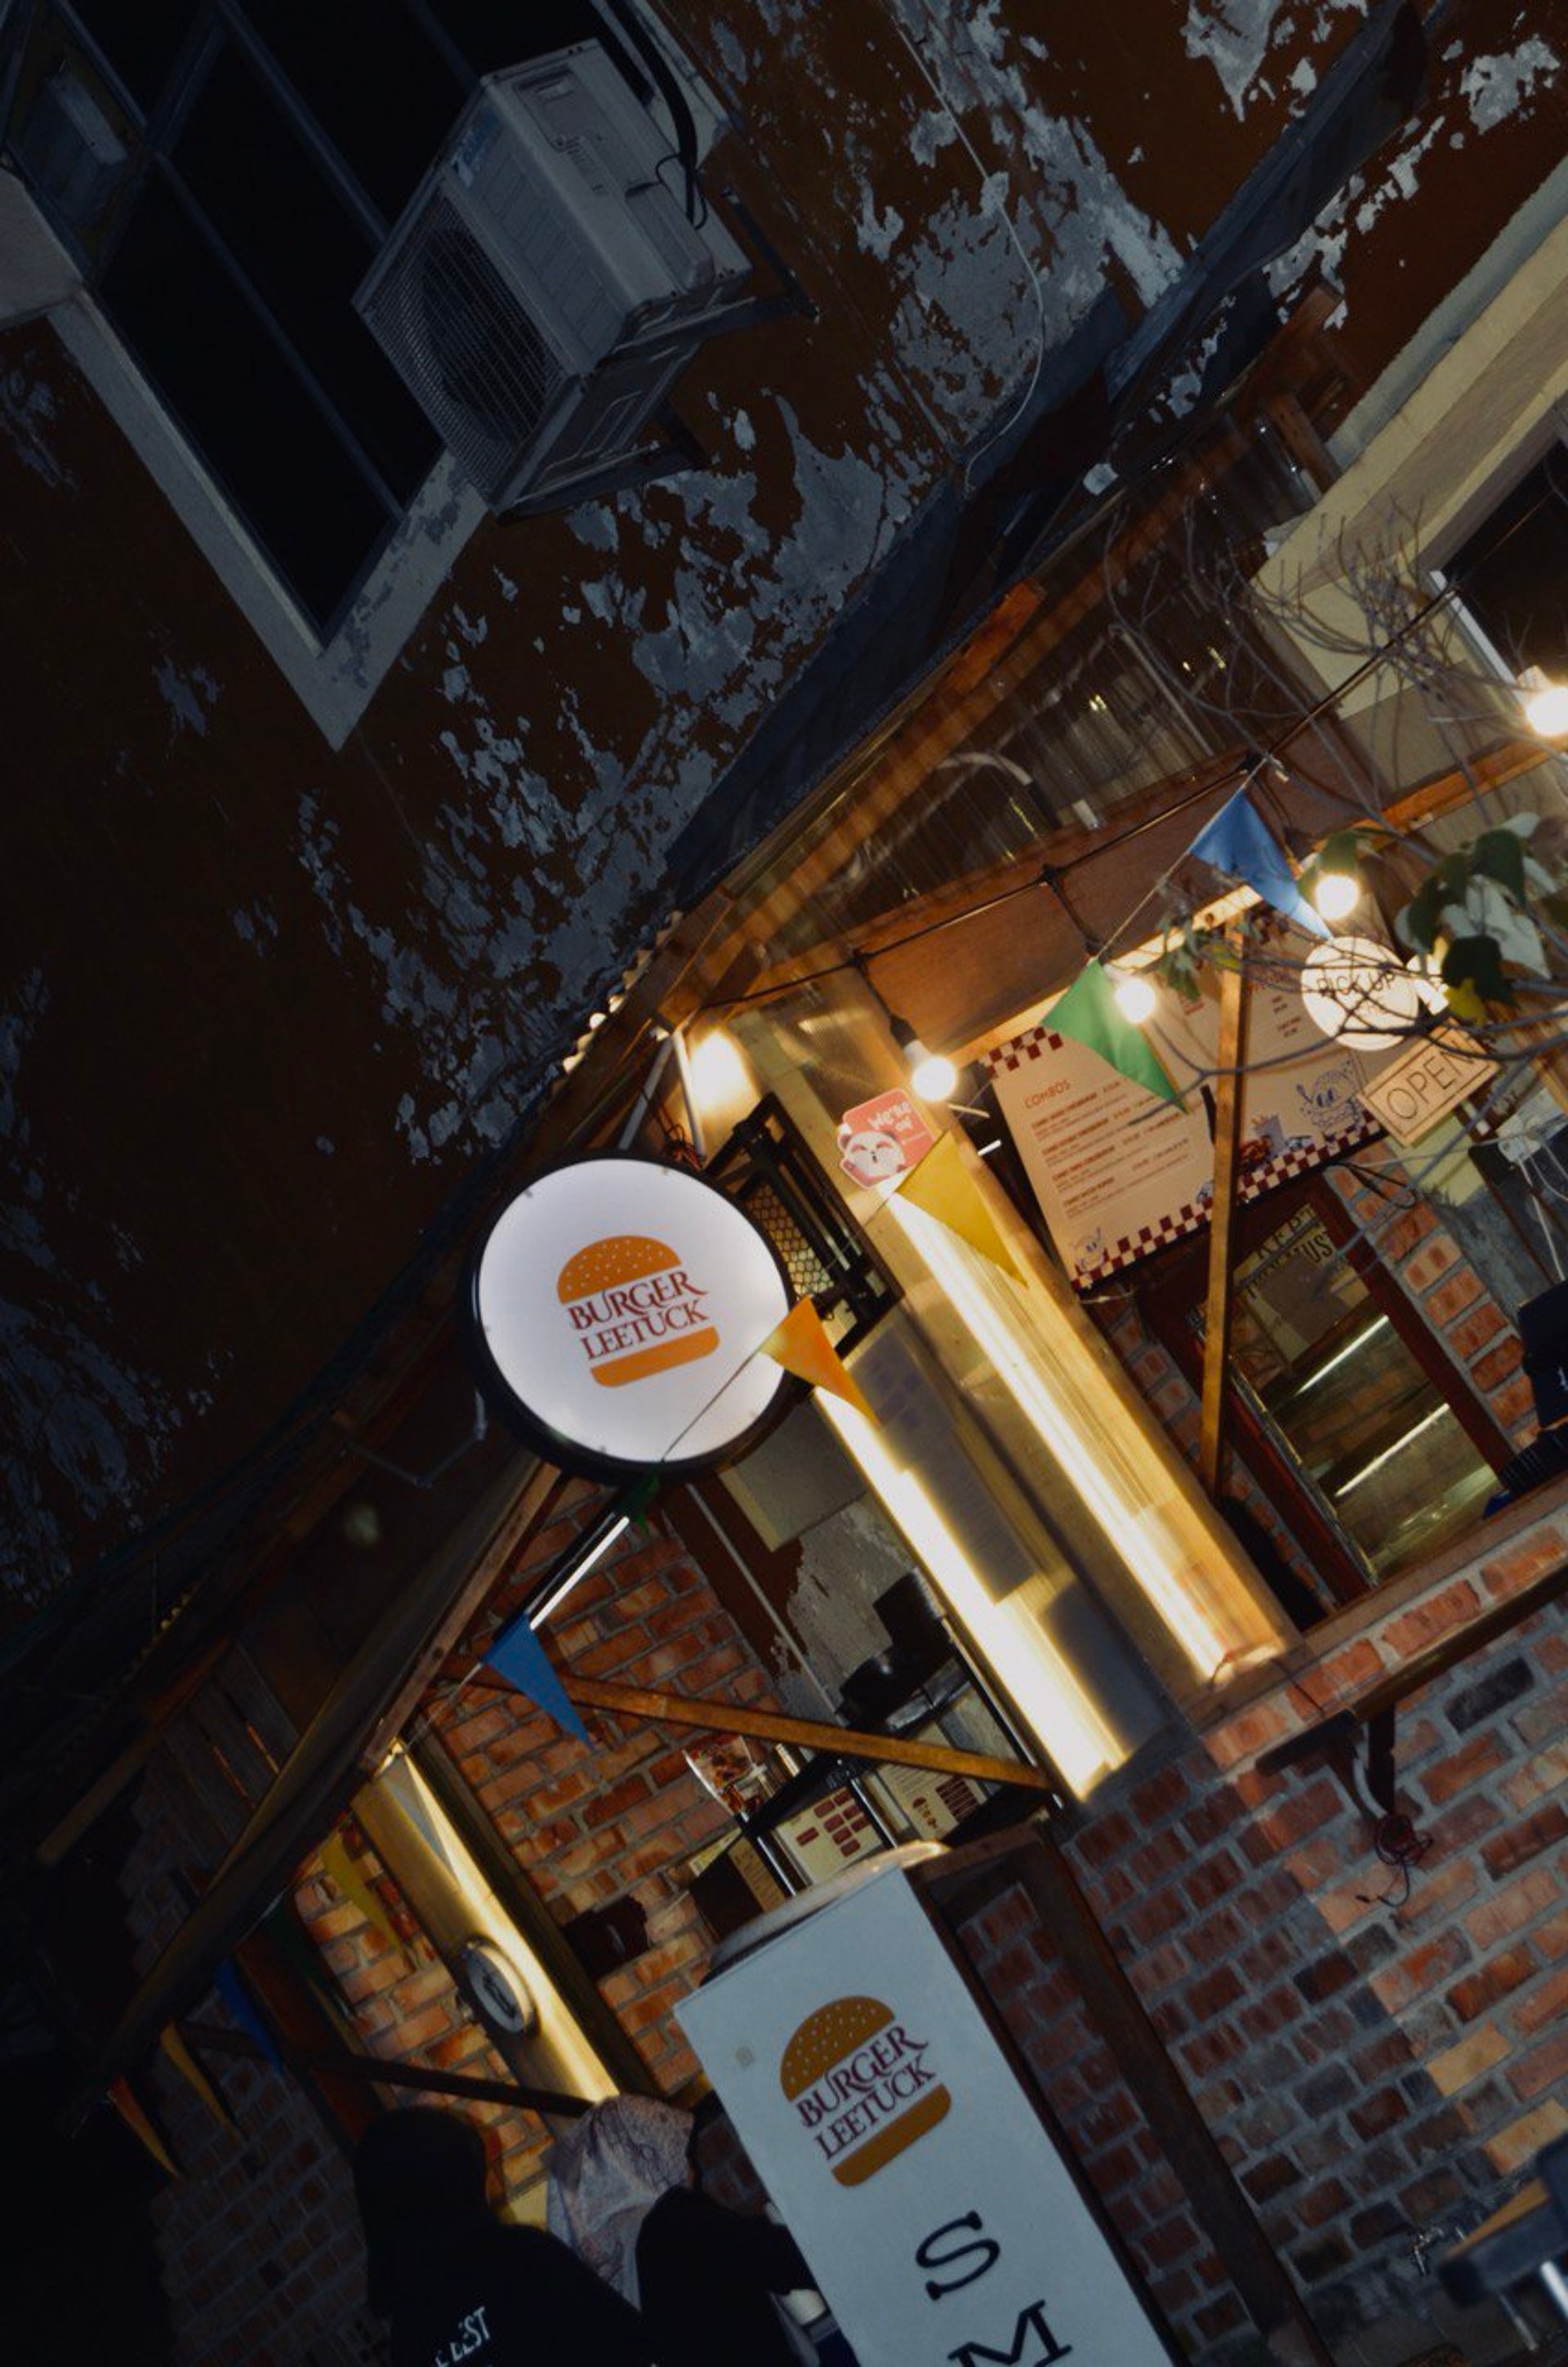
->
xmin=552 ymin=1672 xmax=1062 ymax=1799
xmin=184 ymin=2022 xmax=595 ymax=2118
xmin=1199 ymin=942 xmax=1250 ymax=1496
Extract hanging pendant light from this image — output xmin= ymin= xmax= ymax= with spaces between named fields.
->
xmin=889 ymin=1013 xmax=959 ymax=1101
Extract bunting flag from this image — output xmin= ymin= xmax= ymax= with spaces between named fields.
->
xmin=1047 ymin=959 xmax=1186 ymax=1108
xmin=212 ymin=1958 xmax=285 ymax=2072
xmin=318 ymin=1830 xmax=407 ymax=1959
xmin=758 ymin=1299 xmax=876 ymax=1423
xmin=106 ymin=2075 xmax=179 ymax=2177
xmin=159 ymin=2023 xmax=234 ymax=2131
xmin=896 ymin=1130 xmax=1023 ymax=1280
xmin=1188 ymin=788 xmax=1328 ymax=938
xmin=484 ymin=1615 xmax=590 ymax=1744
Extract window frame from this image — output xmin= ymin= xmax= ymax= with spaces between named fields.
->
xmin=11 ymin=0 xmax=720 ymax=743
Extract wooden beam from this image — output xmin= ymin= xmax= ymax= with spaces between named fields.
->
xmin=554 ymin=1673 xmax=1060 ymax=1798
xmin=1199 ymin=944 xmax=1250 ymax=1497
xmin=184 ymin=2022 xmax=595 ymax=2119
xmin=358 ymin=1465 xmax=574 ymax=1775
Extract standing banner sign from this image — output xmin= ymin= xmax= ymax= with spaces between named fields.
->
xmin=678 ymin=1861 xmax=1177 ymax=2367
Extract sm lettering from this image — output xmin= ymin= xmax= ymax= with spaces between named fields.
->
xmin=916 ymin=2214 xmax=1071 ymax=2365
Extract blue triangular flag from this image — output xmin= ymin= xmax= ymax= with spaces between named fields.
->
xmin=484 ymin=1616 xmax=590 ymax=1744
xmin=212 ymin=1958 xmax=285 ymax=2071
xmin=1189 ymin=789 xmax=1328 ymax=937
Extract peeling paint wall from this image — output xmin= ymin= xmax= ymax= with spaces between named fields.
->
xmin=1 ymin=0 xmax=1563 ymax=1612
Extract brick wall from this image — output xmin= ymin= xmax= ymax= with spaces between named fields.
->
xmin=430 ymin=1487 xmax=788 ymax=2097
xmin=940 ymin=1488 xmax=1568 ymax=2362
xmin=114 ymin=1451 xmax=1568 ymax=2365
xmin=1323 ymin=1150 xmax=1533 ymax=1440
xmin=121 ymin=1758 xmax=390 ymax=2367
xmin=1202 ymin=1491 xmax=1568 ymax=2204
xmin=293 ymin=1853 xmax=548 ymax=2199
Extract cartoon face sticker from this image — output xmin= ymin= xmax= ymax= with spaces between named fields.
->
xmin=838 ymin=1124 xmax=906 ymax=1188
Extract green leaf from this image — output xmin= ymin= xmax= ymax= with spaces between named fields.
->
xmin=1441 ymin=933 xmax=1514 ymax=1008
xmin=1470 ymin=828 xmax=1528 ymax=901
xmin=1317 ymin=829 xmax=1365 ymax=872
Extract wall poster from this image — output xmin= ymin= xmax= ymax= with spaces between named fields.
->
xmin=984 ymin=934 xmax=1401 ymax=1287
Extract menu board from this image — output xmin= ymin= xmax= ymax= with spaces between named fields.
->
xmin=985 ymin=937 xmax=1395 ymax=1287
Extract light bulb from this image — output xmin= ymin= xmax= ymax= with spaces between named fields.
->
xmin=1522 ymin=671 xmax=1568 ymax=738
xmin=1110 ymin=969 xmax=1157 ymax=1024
xmin=910 ymin=1045 xmax=959 ymax=1100
xmin=1312 ymin=869 xmax=1361 ymax=922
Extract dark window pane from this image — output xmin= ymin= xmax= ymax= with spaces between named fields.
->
xmin=1450 ymin=451 xmax=1568 ymax=680
xmin=430 ymin=0 xmax=651 ymax=95
xmin=103 ymin=174 xmax=390 ymax=626
xmin=240 ymin=0 xmax=466 ymax=221
xmin=65 ymin=0 xmax=199 ymax=112
xmin=173 ymin=43 xmax=439 ymax=502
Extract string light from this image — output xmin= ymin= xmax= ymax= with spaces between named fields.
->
xmin=1311 ymin=868 xmax=1361 ymax=923
xmin=1521 ymin=666 xmax=1568 ymax=739
xmin=887 ymin=1010 xmax=958 ymax=1101
xmin=1109 ymin=967 xmax=1158 ymax=1024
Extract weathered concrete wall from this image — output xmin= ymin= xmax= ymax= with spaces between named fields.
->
xmin=2 ymin=0 xmax=1562 ymax=1618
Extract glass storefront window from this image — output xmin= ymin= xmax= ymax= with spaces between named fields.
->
xmin=1223 ymin=1209 xmax=1496 ymax=1580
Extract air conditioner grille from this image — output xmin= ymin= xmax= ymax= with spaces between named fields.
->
xmin=360 ymin=203 xmax=568 ymax=503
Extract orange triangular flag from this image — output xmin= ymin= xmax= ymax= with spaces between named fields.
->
xmin=318 ymin=1829 xmax=405 ymax=1960
xmin=159 ymin=2023 xmax=233 ymax=2131
xmin=895 ymin=1131 xmax=1022 ymax=1280
xmin=758 ymin=1299 xmax=876 ymax=1424
xmin=107 ymin=2075 xmax=179 ymax=2176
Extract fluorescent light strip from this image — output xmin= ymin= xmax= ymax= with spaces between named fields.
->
xmin=817 ymin=1393 xmax=1123 ymax=1795
xmin=1297 ymin=1315 xmax=1390 ymax=1397
xmin=1333 ymin=1404 xmax=1450 ymax=1500
xmin=528 ymin=1514 xmax=630 ymax=1629
xmin=889 ymin=1197 xmax=1240 ymax=1679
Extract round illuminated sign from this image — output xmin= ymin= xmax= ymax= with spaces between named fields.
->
xmin=1300 ymin=934 xmax=1421 ymax=1051
xmin=468 ymin=1154 xmax=793 ymax=1480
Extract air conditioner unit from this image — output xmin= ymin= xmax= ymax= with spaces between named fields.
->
xmin=354 ymin=41 xmax=749 ymax=513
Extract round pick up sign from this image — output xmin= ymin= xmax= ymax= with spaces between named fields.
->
xmin=469 ymin=1155 xmax=792 ymax=1480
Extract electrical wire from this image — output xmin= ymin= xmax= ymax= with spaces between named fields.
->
xmin=882 ymin=4 xmax=1049 ymax=492
xmin=697 ymin=451 xmax=1568 ymax=1025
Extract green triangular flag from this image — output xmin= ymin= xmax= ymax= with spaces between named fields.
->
xmin=1048 ymin=961 xmax=1185 ymax=1107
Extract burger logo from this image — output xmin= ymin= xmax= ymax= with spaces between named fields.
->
xmin=780 ymin=1995 xmax=950 ymax=2186
xmin=557 ymin=1235 xmax=718 ymax=1390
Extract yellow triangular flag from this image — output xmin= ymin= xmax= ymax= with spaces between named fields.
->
xmin=318 ymin=1829 xmax=405 ymax=1960
xmin=895 ymin=1131 xmax=1022 ymax=1280
xmin=107 ymin=2075 xmax=179 ymax=2176
xmin=758 ymin=1299 xmax=876 ymax=1424
xmin=159 ymin=2023 xmax=233 ymax=2131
